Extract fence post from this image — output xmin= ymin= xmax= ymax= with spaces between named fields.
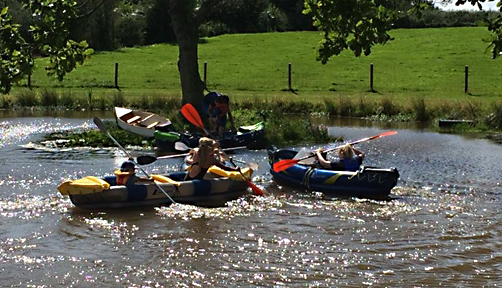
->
xmin=28 ymin=74 xmax=31 ymax=89
xmin=464 ymin=65 xmax=468 ymax=93
xmin=370 ymin=63 xmax=374 ymax=92
xmin=114 ymin=63 xmax=119 ymax=90
xmin=288 ymin=63 xmax=292 ymax=91
xmin=204 ymin=61 xmax=207 ymax=86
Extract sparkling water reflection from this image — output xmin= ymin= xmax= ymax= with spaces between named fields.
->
xmin=0 ymin=116 xmax=501 ymax=287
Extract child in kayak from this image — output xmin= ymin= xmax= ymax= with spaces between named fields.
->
xmin=185 ymin=137 xmax=238 ymax=180
xmin=115 ymin=159 xmax=138 ymax=186
xmin=115 ymin=159 xmax=153 ymax=185
xmin=315 ymin=144 xmax=365 ymax=171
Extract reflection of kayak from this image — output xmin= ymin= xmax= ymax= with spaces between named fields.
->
xmin=267 ymin=147 xmax=399 ymax=200
xmin=57 ymin=166 xmax=254 ymax=209
xmin=155 ymin=122 xmax=265 ymax=152
xmin=114 ymin=107 xmax=172 ymax=138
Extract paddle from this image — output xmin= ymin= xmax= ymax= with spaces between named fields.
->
xmin=229 ymin=159 xmax=264 ymax=196
xmin=93 ymin=117 xmax=177 ymax=204
xmin=174 ymin=141 xmax=190 ymax=151
xmin=272 ymin=131 xmax=398 ymax=173
xmin=180 ymin=103 xmax=212 ymax=136
xmin=137 ymin=146 xmax=248 ymax=165
xmin=231 ymin=159 xmax=259 ymax=171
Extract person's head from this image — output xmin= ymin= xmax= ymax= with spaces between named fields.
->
xmin=215 ymin=96 xmax=224 ymax=104
xmin=219 ymin=95 xmax=230 ymax=104
xmin=120 ymin=159 xmax=136 ymax=173
xmin=198 ymin=137 xmax=217 ymax=166
xmin=338 ymin=144 xmax=354 ymax=159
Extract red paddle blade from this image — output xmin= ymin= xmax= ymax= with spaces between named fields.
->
xmin=247 ymin=179 xmax=264 ymax=196
xmin=373 ymin=130 xmax=397 ymax=139
xmin=181 ymin=104 xmax=204 ymax=130
xmin=273 ymin=159 xmax=300 ymax=173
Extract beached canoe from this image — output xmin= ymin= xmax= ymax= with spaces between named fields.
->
xmin=114 ymin=107 xmax=172 ymax=138
xmin=268 ymin=147 xmax=400 ymax=199
xmin=154 ymin=122 xmax=265 ymax=152
xmin=57 ymin=166 xmax=253 ymax=209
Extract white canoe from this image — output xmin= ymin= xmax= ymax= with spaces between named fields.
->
xmin=114 ymin=107 xmax=171 ymax=138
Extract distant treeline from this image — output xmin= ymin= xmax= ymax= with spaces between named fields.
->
xmin=3 ymin=0 xmax=499 ymax=51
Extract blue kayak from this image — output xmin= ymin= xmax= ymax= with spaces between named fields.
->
xmin=268 ymin=147 xmax=400 ymax=199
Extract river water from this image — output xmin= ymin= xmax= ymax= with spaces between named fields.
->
xmin=1 ymin=114 xmax=501 ymax=287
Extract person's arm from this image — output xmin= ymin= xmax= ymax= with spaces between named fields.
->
xmin=208 ymin=103 xmax=215 ymax=116
xmin=352 ymin=146 xmax=365 ymax=161
xmin=227 ymin=108 xmax=236 ymax=132
xmin=211 ymin=156 xmax=239 ymax=171
xmin=315 ymin=150 xmax=332 ymax=169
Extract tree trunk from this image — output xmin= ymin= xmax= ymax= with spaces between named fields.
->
xmin=169 ymin=1 xmax=205 ymax=112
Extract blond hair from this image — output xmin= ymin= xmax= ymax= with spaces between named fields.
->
xmin=197 ymin=137 xmax=217 ymax=167
xmin=338 ymin=144 xmax=354 ymax=159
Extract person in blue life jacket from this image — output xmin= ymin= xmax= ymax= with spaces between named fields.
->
xmin=207 ymin=95 xmax=236 ymax=137
xmin=314 ymin=144 xmax=365 ymax=171
xmin=202 ymin=91 xmax=221 ymax=118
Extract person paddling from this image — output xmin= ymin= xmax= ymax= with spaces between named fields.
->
xmin=185 ymin=137 xmax=238 ymax=180
xmin=315 ymin=144 xmax=365 ymax=171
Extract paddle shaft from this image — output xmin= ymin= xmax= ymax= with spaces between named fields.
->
xmin=296 ymin=131 xmax=397 ymax=163
xmin=230 ymin=159 xmax=264 ymax=196
xmin=157 ymin=146 xmax=247 ymax=160
xmin=93 ymin=117 xmax=177 ymax=204
xmin=273 ymin=131 xmax=397 ymax=173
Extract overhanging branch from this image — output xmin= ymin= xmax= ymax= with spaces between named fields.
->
xmin=74 ymin=0 xmax=106 ymax=20
xmin=194 ymin=0 xmax=223 ymax=26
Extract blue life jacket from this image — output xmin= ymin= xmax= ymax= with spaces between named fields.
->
xmin=341 ymin=156 xmax=362 ymax=171
xmin=202 ymin=92 xmax=221 ymax=117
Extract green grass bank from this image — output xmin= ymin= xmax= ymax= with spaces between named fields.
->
xmin=2 ymin=27 xmax=502 ymax=130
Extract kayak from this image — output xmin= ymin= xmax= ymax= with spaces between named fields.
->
xmin=154 ymin=122 xmax=265 ymax=152
xmin=114 ymin=107 xmax=172 ymax=138
xmin=267 ymin=147 xmax=400 ymax=199
xmin=57 ymin=166 xmax=253 ymax=209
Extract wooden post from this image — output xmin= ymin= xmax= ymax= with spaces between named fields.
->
xmin=464 ymin=65 xmax=468 ymax=93
xmin=28 ymin=74 xmax=31 ymax=89
xmin=204 ymin=61 xmax=207 ymax=86
xmin=288 ymin=63 xmax=292 ymax=91
xmin=114 ymin=63 xmax=119 ymax=89
xmin=370 ymin=63 xmax=374 ymax=92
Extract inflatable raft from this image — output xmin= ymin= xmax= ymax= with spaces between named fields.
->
xmin=58 ymin=166 xmax=253 ymax=209
xmin=268 ymin=148 xmax=399 ymax=199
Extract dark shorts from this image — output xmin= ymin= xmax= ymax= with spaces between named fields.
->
xmin=211 ymin=107 xmax=227 ymax=127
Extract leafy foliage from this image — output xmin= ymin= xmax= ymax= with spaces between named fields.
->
xmin=1 ymin=1 xmax=93 ymax=94
xmin=304 ymin=0 xmax=396 ymax=62
xmin=0 ymin=7 xmax=33 ymax=94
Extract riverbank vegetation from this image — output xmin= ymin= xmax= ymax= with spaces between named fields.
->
xmin=43 ymin=110 xmax=337 ymax=150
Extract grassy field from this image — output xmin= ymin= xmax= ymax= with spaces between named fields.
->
xmin=5 ymin=27 xmax=502 ymax=118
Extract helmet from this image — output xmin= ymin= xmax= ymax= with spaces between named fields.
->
xmin=120 ymin=160 xmax=135 ymax=172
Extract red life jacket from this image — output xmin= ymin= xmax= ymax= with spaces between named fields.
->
xmin=216 ymin=103 xmax=229 ymax=117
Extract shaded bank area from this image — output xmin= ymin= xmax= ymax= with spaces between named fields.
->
xmin=2 ymin=90 xmax=502 ymax=131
